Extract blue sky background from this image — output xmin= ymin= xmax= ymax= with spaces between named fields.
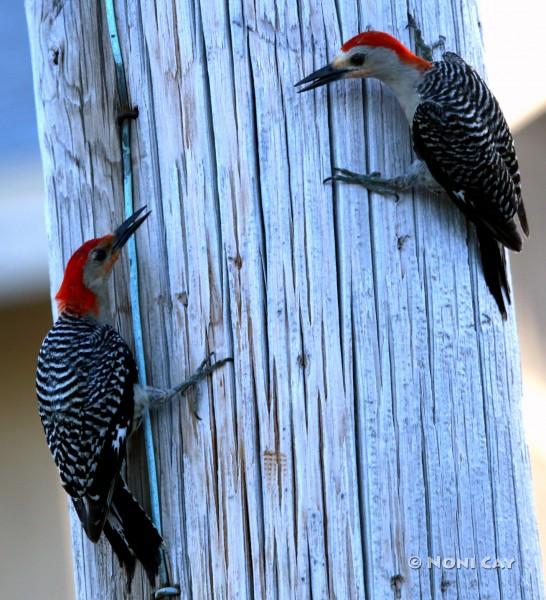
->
xmin=0 ymin=3 xmax=40 ymax=165
xmin=0 ymin=4 xmax=49 ymax=302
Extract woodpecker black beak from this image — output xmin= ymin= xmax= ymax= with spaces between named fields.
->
xmin=112 ymin=206 xmax=151 ymax=251
xmin=295 ymin=64 xmax=348 ymax=92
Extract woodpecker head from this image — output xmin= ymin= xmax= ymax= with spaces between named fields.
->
xmin=295 ymin=31 xmax=431 ymax=92
xmin=55 ymin=207 xmax=150 ymax=317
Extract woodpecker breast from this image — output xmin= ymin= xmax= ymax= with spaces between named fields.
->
xmin=36 ymin=313 xmax=136 ymax=498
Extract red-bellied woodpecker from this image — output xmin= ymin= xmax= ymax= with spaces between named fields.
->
xmin=36 ymin=208 xmax=231 ymax=589
xmin=295 ymin=29 xmax=528 ymax=319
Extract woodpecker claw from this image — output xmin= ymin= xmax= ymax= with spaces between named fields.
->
xmin=171 ymin=354 xmax=232 ymax=398
xmin=185 ymin=354 xmax=233 ymax=420
xmin=194 ymin=354 xmax=233 ymax=379
xmin=140 ymin=353 xmax=232 ymax=420
xmin=325 ymin=167 xmax=403 ymax=200
xmin=407 ymin=12 xmax=445 ymax=61
xmin=190 ymin=404 xmax=203 ymax=422
xmin=198 ymin=352 xmax=215 ymax=371
xmin=324 ymin=167 xmax=364 ymax=185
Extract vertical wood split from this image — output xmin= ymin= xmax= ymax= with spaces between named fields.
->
xmin=26 ymin=0 xmax=543 ymax=598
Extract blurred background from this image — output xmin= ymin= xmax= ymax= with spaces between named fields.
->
xmin=0 ymin=3 xmax=544 ymax=599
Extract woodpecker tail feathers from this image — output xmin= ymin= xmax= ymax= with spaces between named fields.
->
xmin=102 ymin=479 xmax=162 ymax=591
xmin=476 ymin=226 xmax=510 ymax=320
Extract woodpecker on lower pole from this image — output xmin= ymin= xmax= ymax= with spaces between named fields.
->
xmin=295 ymin=28 xmax=528 ymax=319
xmin=36 ymin=208 xmax=231 ymax=590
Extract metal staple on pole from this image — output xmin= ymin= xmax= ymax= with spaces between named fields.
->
xmin=104 ymin=1 xmax=180 ymax=597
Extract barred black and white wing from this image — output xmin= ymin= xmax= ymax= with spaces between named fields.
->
xmin=37 ymin=313 xmax=161 ymax=587
xmin=413 ymin=52 xmax=528 ymax=317
xmin=36 ymin=314 xmax=136 ymax=540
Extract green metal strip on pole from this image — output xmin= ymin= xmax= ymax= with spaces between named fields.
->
xmin=104 ymin=1 xmax=179 ymax=596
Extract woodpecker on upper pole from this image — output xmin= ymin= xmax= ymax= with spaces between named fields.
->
xmin=295 ymin=28 xmax=528 ymax=319
xmin=36 ymin=208 xmax=231 ymax=590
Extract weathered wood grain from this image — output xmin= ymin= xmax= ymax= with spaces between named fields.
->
xmin=26 ymin=0 xmax=544 ymax=598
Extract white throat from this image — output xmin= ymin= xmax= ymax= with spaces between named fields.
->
xmin=379 ymin=64 xmax=425 ymax=123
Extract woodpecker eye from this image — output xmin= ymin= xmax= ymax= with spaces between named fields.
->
xmin=350 ymin=53 xmax=366 ymax=67
xmin=93 ymin=248 xmax=107 ymax=262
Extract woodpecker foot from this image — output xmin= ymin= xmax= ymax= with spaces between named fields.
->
xmin=173 ymin=353 xmax=232 ymax=395
xmin=407 ymin=13 xmax=445 ymax=61
xmin=135 ymin=354 xmax=232 ymax=422
xmin=325 ymin=161 xmax=435 ymax=198
xmin=325 ymin=168 xmax=403 ymax=200
xmin=176 ymin=353 xmax=232 ymax=420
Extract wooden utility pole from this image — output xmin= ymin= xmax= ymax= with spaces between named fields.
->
xmin=26 ymin=0 xmax=544 ymax=598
